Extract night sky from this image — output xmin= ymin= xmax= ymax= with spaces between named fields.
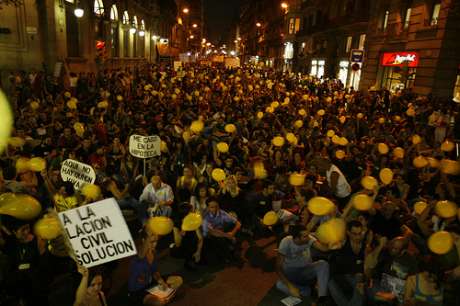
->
xmin=204 ymin=0 xmax=240 ymax=46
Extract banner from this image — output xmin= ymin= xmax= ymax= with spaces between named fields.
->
xmin=59 ymin=198 xmax=137 ymax=268
xmin=60 ymin=159 xmax=96 ymax=190
xmin=129 ymin=135 xmax=161 ymax=159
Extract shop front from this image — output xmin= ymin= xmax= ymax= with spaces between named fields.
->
xmin=380 ymin=51 xmax=419 ymax=92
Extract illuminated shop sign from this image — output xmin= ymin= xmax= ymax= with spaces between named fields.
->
xmin=381 ymin=52 xmax=419 ymax=67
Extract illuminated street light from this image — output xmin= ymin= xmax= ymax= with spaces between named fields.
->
xmin=190 ymin=35 xmax=194 ymax=39
xmin=74 ymin=7 xmax=84 ymax=18
xmin=192 ymin=23 xmax=198 ymax=28
xmin=281 ymin=2 xmax=288 ymax=9
xmin=130 ymin=27 xmax=136 ymax=34
xmin=139 ymin=30 xmax=145 ymax=37
xmin=256 ymin=22 xmax=261 ymax=27
xmin=206 ymin=42 xmax=211 ymax=46
xmin=234 ymin=40 xmax=238 ymax=43
xmin=202 ymin=38 xmax=206 ymax=43
xmin=237 ymin=37 xmax=241 ymax=41
xmin=182 ymin=8 xmax=189 ymax=14
xmin=152 ymin=35 xmax=158 ymax=41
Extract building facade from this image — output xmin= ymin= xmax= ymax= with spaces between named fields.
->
xmin=361 ymin=0 xmax=460 ymax=98
xmin=0 ymin=0 xmax=178 ymax=78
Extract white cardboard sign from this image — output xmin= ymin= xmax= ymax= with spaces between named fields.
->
xmin=129 ymin=135 xmax=161 ymax=158
xmin=60 ymin=159 xmax=96 ymax=190
xmin=59 ymin=198 xmax=137 ymax=268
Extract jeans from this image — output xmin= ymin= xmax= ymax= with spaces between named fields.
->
xmin=117 ymin=197 xmax=147 ymax=223
xmin=281 ymin=260 xmax=329 ymax=297
xmin=328 ymin=274 xmax=365 ymax=306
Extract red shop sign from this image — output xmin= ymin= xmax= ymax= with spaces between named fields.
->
xmin=381 ymin=52 xmax=419 ymax=67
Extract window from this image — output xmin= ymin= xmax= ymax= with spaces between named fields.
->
xmin=453 ymin=74 xmax=460 ymax=102
xmin=110 ymin=4 xmax=118 ymax=21
xmin=338 ymin=60 xmax=349 ymax=85
xmin=294 ymin=17 xmax=301 ymax=33
xmin=310 ymin=59 xmax=325 ymax=78
xmin=346 ymin=36 xmax=352 ymax=53
xmin=310 ymin=60 xmax=318 ymax=76
xmin=383 ymin=10 xmax=389 ymax=31
xmin=289 ymin=18 xmax=295 ymax=34
xmin=358 ymin=34 xmax=366 ymax=50
xmin=94 ymin=0 xmax=104 ymax=16
xmin=132 ymin=16 xmax=138 ymax=57
xmin=138 ymin=19 xmax=145 ymax=57
xmin=431 ymin=3 xmax=441 ymax=26
xmin=404 ymin=8 xmax=411 ymax=29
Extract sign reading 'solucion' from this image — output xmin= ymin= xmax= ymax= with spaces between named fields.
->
xmin=60 ymin=159 xmax=96 ymax=190
xmin=59 ymin=198 xmax=137 ymax=268
xmin=129 ymin=135 xmax=161 ymax=158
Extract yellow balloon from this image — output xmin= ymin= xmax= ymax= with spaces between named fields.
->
xmin=30 ymin=101 xmax=39 ymax=110
xmin=412 ymin=134 xmax=422 ymax=145
xmin=263 ymin=211 xmax=278 ymax=226
xmin=217 ymin=142 xmax=229 ymax=153
xmin=211 ymin=168 xmax=226 ymax=181
xmin=16 ymin=157 xmax=30 ymax=173
xmin=327 ymin=130 xmax=335 ymax=138
xmin=67 ymin=100 xmax=77 ymax=110
xmin=352 ymin=194 xmax=373 ymax=211
xmin=182 ymin=213 xmax=203 ymax=231
xmin=378 ymin=143 xmax=389 ymax=154
xmin=332 ymin=135 xmax=340 ymax=145
xmin=253 ymin=161 xmax=268 ymax=179
xmin=440 ymin=159 xmax=460 ymax=175
xmin=378 ymin=117 xmax=385 ymax=124
xmin=147 ymin=216 xmax=174 ymax=236
xmin=28 ymin=157 xmax=46 ymax=172
xmin=435 ymin=200 xmax=458 ymax=218
xmin=302 ymin=94 xmax=309 ymax=101
xmin=393 ymin=147 xmax=405 ymax=159
xmin=289 ymin=172 xmax=305 ymax=186
xmin=316 ymin=218 xmax=346 ymax=245
xmin=97 ymin=101 xmax=109 ymax=109
xmin=182 ymin=131 xmax=191 ymax=142
xmin=307 ymin=197 xmax=335 ymax=216
xmin=257 ymin=111 xmax=264 ymax=119
xmin=379 ymin=168 xmax=393 ymax=185
xmin=393 ymin=115 xmax=402 ymax=122
xmin=441 ymin=140 xmax=455 ymax=152
xmin=8 ymin=137 xmax=25 ymax=148
xmin=190 ymin=120 xmax=204 ymax=133
xmin=225 ymin=124 xmax=237 ymax=133
xmin=64 ymin=91 xmax=71 ymax=98
xmin=317 ymin=109 xmax=325 ymax=116
xmin=271 ymin=101 xmax=280 ymax=108
xmin=335 ymin=150 xmax=346 ymax=160
xmin=284 ymin=97 xmax=290 ymax=104
xmin=285 ymin=133 xmax=297 ymax=145
xmin=266 ymin=106 xmax=274 ymax=113
xmin=160 ymin=140 xmax=168 ymax=153
xmin=73 ymin=122 xmax=85 ymax=136
xmin=361 ymin=176 xmax=378 ymax=190
xmin=427 ymin=157 xmax=440 ymax=168
xmin=0 ymin=192 xmax=16 ymax=205
xmin=0 ymin=90 xmax=13 ymax=154
xmin=0 ymin=194 xmax=41 ymax=220
xmin=116 ymin=95 xmax=123 ymax=101
xmin=272 ymin=136 xmax=285 ymax=147
xmin=428 ymin=231 xmax=453 ymax=255
xmin=325 ymin=97 xmax=333 ymax=103
xmin=339 ymin=116 xmax=346 ymax=124
xmin=414 ymin=201 xmax=428 ymax=215
xmin=357 ymin=113 xmax=364 ymax=119
xmin=413 ymin=156 xmax=428 ymax=168
xmin=338 ymin=137 xmax=349 ymax=146
xmin=298 ymin=109 xmax=307 ymax=116
xmin=294 ymin=120 xmax=303 ymax=129
xmin=34 ymin=216 xmax=61 ymax=240
xmin=81 ymin=184 xmax=101 ymax=201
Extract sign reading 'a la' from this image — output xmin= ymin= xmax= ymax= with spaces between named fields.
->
xmin=60 ymin=159 xmax=96 ymax=190
xmin=59 ymin=198 xmax=137 ymax=268
xmin=129 ymin=135 xmax=161 ymax=158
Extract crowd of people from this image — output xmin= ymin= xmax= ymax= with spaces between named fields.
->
xmin=0 ymin=63 xmax=460 ymax=306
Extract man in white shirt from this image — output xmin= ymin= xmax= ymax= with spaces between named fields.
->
xmin=139 ymin=175 xmax=174 ymax=217
xmin=313 ymin=158 xmax=351 ymax=207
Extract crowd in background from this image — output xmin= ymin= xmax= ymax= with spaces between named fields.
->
xmin=0 ymin=63 xmax=460 ymax=306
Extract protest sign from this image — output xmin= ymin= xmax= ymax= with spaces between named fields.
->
xmin=129 ymin=135 xmax=161 ymax=159
xmin=58 ymin=198 xmax=137 ymax=268
xmin=60 ymin=159 xmax=96 ymax=190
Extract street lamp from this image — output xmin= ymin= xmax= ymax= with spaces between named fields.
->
xmin=130 ymin=26 xmax=136 ymax=34
xmin=152 ymin=35 xmax=158 ymax=41
xmin=139 ymin=30 xmax=145 ymax=37
xmin=182 ymin=8 xmax=189 ymax=14
xmin=74 ymin=7 xmax=84 ymax=18
xmin=256 ymin=22 xmax=261 ymax=27
xmin=192 ymin=23 xmax=198 ymax=28
xmin=281 ymin=2 xmax=288 ymax=9
xmin=190 ymin=35 xmax=194 ymax=39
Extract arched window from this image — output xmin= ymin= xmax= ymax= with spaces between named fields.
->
xmin=133 ymin=15 xmax=138 ymax=28
xmin=122 ymin=11 xmax=129 ymax=25
xmin=94 ymin=0 xmax=104 ymax=16
xmin=140 ymin=19 xmax=145 ymax=31
xmin=132 ymin=16 xmax=138 ymax=57
xmin=110 ymin=4 xmax=118 ymax=21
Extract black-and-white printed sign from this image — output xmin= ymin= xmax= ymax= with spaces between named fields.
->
xmin=129 ymin=135 xmax=161 ymax=158
xmin=59 ymin=198 xmax=137 ymax=268
xmin=60 ymin=159 xmax=96 ymax=190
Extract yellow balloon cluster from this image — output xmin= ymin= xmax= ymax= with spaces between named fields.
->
xmin=307 ymin=197 xmax=335 ymax=216
xmin=0 ymin=193 xmax=42 ymax=220
xmin=34 ymin=216 xmax=61 ymax=240
xmin=182 ymin=213 xmax=203 ymax=231
xmin=316 ymin=218 xmax=346 ymax=245
xmin=0 ymin=90 xmax=13 ymax=154
xmin=15 ymin=157 xmax=46 ymax=173
xmin=147 ymin=216 xmax=174 ymax=236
